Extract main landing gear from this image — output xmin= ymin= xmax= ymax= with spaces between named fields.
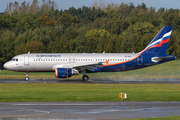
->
xmin=26 ymin=72 xmax=29 ymax=81
xmin=82 ymin=75 xmax=89 ymax=81
xmin=81 ymin=70 xmax=89 ymax=81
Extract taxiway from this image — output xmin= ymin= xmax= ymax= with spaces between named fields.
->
xmin=0 ymin=78 xmax=180 ymax=84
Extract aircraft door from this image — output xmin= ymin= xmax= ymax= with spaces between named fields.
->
xmin=137 ymin=55 xmax=143 ymax=65
xmin=68 ymin=58 xmax=76 ymax=63
xmin=24 ymin=56 xmax=29 ymax=65
xmin=68 ymin=58 xmax=71 ymax=63
xmin=72 ymin=58 xmax=76 ymax=63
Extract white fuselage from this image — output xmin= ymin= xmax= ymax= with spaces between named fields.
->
xmin=4 ymin=53 xmax=138 ymax=72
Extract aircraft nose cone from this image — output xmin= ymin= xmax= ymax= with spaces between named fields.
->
xmin=3 ymin=62 xmax=10 ymax=70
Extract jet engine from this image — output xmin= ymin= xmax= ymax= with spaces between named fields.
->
xmin=55 ymin=68 xmax=79 ymax=78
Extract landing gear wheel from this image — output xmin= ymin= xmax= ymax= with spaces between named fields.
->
xmin=25 ymin=72 xmax=29 ymax=81
xmin=25 ymin=77 xmax=29 ymax=81
xmin=82 ymin=75 xmax=89 ymax=81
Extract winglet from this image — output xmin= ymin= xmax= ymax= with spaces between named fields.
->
xmin=105 ymin=60 xmax=110 ymax=65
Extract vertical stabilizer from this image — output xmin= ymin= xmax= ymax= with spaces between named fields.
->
xmin=140 ymin=26 xmax=172 ymax=55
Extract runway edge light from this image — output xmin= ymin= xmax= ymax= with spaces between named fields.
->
xmin=119 ymin=93 xmax=127 ymax=99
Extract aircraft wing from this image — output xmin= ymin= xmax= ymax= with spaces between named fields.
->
xmin=52 ymin=62 xmax=104 ymax=72
xmin=72 ymin=62 xmax=103 ymax=71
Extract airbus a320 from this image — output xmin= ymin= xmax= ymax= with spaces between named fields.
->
xmin=4 ymin=26 xmax=175 ymax=81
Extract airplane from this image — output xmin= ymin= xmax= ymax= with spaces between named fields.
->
xmin=3 ymin=26 xmax=175 ymax=81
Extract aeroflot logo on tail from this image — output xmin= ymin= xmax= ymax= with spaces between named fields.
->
xmin=36 ymin=55 xmax=61 ymax=57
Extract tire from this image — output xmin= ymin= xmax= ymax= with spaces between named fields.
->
xmin=25 ymin=77 xmax=29 ymax=81
xmin=82 ymin=75 xmax=89 ymax=81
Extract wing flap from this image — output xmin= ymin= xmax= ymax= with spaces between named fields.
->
xmin=73 ymin=62 xmax=103 ymax=71
xmin=52 ymin=62 xmax=103 ymax=72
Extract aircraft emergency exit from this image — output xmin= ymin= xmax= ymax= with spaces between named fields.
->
xmin=3 ymin=26 xmax=175 ymax=81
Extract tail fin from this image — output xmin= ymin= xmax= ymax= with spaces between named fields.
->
xmin=140 ymin=26 xmax=172 ymax=55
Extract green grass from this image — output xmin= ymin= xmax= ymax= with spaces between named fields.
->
xmin=131 ymin=116 xmax=180 ymax=120
xmin=0 ymin=83 xmax=180 ymax=102
xmin=0 ymin=60 xmax=180 ymax=79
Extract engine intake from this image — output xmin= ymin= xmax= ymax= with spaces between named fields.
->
xmin=55 ymin=68 xmax=79 ymax=78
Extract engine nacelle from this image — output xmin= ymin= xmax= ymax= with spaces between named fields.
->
xmin=55 ymin=68 xmax=79 ymax=78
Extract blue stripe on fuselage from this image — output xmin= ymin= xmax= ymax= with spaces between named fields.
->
xmin=87 ymin=55 xmax=175 ymax=73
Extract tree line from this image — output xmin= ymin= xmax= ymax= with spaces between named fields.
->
xmin=0 ymin=0 xmax=180 ymax=66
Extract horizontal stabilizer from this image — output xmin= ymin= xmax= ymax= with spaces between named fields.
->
xmin=151 ymin=56 xmax=175 ymax=62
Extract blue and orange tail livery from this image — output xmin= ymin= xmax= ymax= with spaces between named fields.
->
xmin=140 ymin=26 xmax=172 ymax=55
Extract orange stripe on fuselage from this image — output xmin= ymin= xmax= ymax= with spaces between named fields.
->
xmin=102 ymin=56 xmax=139 ymax=67
xmin=102 ymin=51 xmax=145 ymax=67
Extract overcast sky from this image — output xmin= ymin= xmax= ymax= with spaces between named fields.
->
xmin=1 ymin=0 xmax=180 ymax=13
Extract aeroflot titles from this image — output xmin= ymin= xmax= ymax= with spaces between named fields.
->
xmin=36 ymin=55 xmax=132 ymax=58
xmin=36 ymin=55 xmax=61 ymax=57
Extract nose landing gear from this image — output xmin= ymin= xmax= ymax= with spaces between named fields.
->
xmin=25 ymin=72 xmax=29 ymax=81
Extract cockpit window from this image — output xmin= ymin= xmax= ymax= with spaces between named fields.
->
xmin=10 ymin=58 xmax=18 ymax=61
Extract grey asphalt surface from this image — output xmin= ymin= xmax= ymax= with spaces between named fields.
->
xmin=0 ymin=78 xmax=180 ymax=84
xmin=0 ymin=102 xmax=180 ymax=119
xmin=0 ymin=79 xmax=180 ymax=119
